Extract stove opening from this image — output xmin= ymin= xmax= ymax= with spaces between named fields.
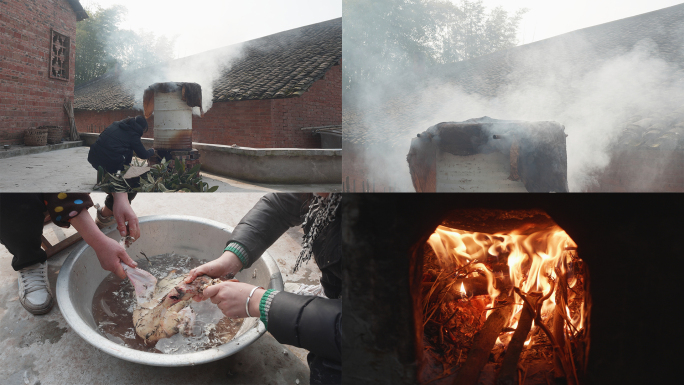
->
xmin=414 ymin=209 xmax=590 ymax=385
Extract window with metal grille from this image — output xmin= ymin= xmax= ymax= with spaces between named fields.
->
xmin=49 ymin=29 xmax=70 ymax=81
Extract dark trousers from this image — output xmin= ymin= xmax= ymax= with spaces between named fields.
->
xmin=0 ymin=194 xmax=48 ymax=271
xmin=1 ymin=193 xmax=136 ymax=271
xmin=104 ymin=192 xmax=137 ymax=211
xmin=308 ymin=353 xmax=341 ymax=385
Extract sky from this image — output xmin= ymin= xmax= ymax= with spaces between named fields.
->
xmin=479 ymin=0 xmax=684 ymax=45
xmin=79 ymin=0 xmax=684 ymax=59
xmin=80 ymin=0 xmax=342 ymax=58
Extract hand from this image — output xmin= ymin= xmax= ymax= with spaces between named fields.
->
xmin=112 ymin=193 xmax=139 ymax=239
xmin=69 ymin=207 xmax=137 ymax=279
xmin=92 ymin=236 xmax=138 ymax=279
xmin=184 ymin=251 xmax=243 ymax=284
xmin=202 ymin=281 xmax=265 ymax=319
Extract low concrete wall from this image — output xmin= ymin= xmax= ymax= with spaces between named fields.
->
xmin=80 ymin=133 xmax=342 ymax=184
xmin=81 ymin=133 xmax=153 ymax=148
xmin=195 ymin=143 xmax=342 ymax=184
xmin=0 ymin=140 xmax=83 ymax=159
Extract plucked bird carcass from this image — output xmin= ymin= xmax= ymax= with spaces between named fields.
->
xmin=122 ymin=263 xmax=222 ymax=344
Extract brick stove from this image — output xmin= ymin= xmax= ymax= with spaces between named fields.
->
xmin=342 ymin=194 xmax=682 ymax=385
xmin=407 ymin=117 xmax=569 ymax=192
xmin=142 ymin=82 xmax=203 ymax=170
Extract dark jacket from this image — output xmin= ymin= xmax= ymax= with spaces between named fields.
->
xmin=88 ymin=117 xmax=154 ymax=173
xmin=228 ymin=193 xmax=342 ymax=379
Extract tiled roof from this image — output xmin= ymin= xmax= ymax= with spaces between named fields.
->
xmin=614 ymin=112 xmax=684 ymax=150
xmin=74 ymin=18 xmax=341 ymax=111
xmin=345 ymin=4 xmax=684 ymax=149
xmin=67 ymin=0 xmax=88 ymax=21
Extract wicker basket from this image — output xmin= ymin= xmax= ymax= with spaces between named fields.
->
xmin=46 ymin=126 xmax=63 ymax=144
xmin=24 ymin=128 xmax=48 ymax=146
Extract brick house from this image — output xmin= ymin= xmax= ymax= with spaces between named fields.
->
xmin=74 ymin=18 xmax=342 ymax=149
xmin=0 ymin=0 xmax=87 ymax=145
xmin=344 ymin=4 xmax=684 ymax=191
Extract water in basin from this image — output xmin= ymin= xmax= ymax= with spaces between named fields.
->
xmin=91 ymin=252 xmax=244 ymax=354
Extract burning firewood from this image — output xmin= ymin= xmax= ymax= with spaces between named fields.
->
xmin=495 ymin=292 xmax=541 ymax=385
xmin=453 ymin=295 xmax=514 ymax=385
xmin=420 ymin=224 xmax=588 ymax=385
xmin=554 ymin=266 xmax=569 ymax=383
xmin=517 ymin=280 xmax=575 ymax=385
xmin=553 ymin=306 xmax=567 ymax=381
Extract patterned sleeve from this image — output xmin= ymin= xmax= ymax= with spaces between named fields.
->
xmin=44 ymin=193 xmax=94 ymax=228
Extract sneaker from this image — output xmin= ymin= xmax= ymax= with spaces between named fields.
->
xmin=94 ymin=203 xmax=116 ymax=228
xmin=18 ymin=262 xmax=54 ymax=315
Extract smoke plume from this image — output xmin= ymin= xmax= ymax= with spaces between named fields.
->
xmin=119 ymin=43 xmax=246 ymax=115
xmin=345 ymin=28 xmax=684 ymax=191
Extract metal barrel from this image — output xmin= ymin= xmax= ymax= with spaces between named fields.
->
xmin=153 ymin=90 xmax=193 ymax=150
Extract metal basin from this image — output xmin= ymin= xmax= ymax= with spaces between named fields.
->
xmin=56 ymin=215 xmax=284 ymax=366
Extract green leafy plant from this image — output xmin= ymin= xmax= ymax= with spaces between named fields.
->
xmin=95 ymin=157 xmax=218 ymax=192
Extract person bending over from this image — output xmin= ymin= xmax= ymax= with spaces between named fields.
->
xmin=88 ymin=116 xmax=155 ymax=175
xmin=185 ymin=193 xmax=342 ymax=385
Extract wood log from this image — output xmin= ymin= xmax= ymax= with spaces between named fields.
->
xmin=63 ymin=99 xmax=78 ymax=141
xmin=553 ymin=306 xmax=566 ymax=382
xmin=519 ymin=281 xmax=576 ymax=385
xmin=496 ymin=293 xmax=541 ymax=385
xmin=453 ymin=295 xmax=514 ymax=385
xmin=553 ymin=266 xmax=578 ymax=384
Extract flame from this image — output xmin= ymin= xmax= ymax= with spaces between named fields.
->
xmin=426 ymin=224 xmax=584 ymax=343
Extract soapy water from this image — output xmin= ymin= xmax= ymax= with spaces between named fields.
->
xmin=92 ymin=252 xmax=244 ymax=354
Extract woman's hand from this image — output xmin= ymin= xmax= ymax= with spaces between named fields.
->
xmin=201 ymin=281 xmax=265 ymax=318
xmin=70 ymin=208 xmax=137 ymax=279
xmin=92 ymin=237 xmax=138 ymax=279
xmin=184 ymin=250 xmax=243 ymax=284
xmin=112 ymin=193 xmax=139 ymax=239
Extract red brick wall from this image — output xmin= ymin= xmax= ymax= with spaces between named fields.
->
xmin=272 ymin=62 xmax=342 ymax=148
xmin=73 ymin=62 xmax=342 ymax=148
xmin=75 ymin=109 xmax=150 ymax=134
xmin=586 ymin=148 xmax=684 ymax=192
xmin=0 ymin=0 xmax=78 ymax=145
xmin=191 ymin=98 xmax=274 ymax=146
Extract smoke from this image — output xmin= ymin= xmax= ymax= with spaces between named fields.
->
xmin=117 ymin=43 xmax=246 ymax=115
xmin=345 ymin=31 xmax=684 ymax=191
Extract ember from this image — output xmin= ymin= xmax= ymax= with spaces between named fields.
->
xmin=420 ymin=224 xmax=589 ymax=385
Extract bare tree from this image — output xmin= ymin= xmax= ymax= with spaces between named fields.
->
xmin=75 ymin=5 xmax=177 ymax=85
xmin=343 ymin=0 xmax=528 ymax=93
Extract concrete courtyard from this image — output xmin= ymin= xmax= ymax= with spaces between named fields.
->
xmin=0 ymin=146 xmax=342 ymax=192
xmin=0 ymin=193 xmax=323 ymax=384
